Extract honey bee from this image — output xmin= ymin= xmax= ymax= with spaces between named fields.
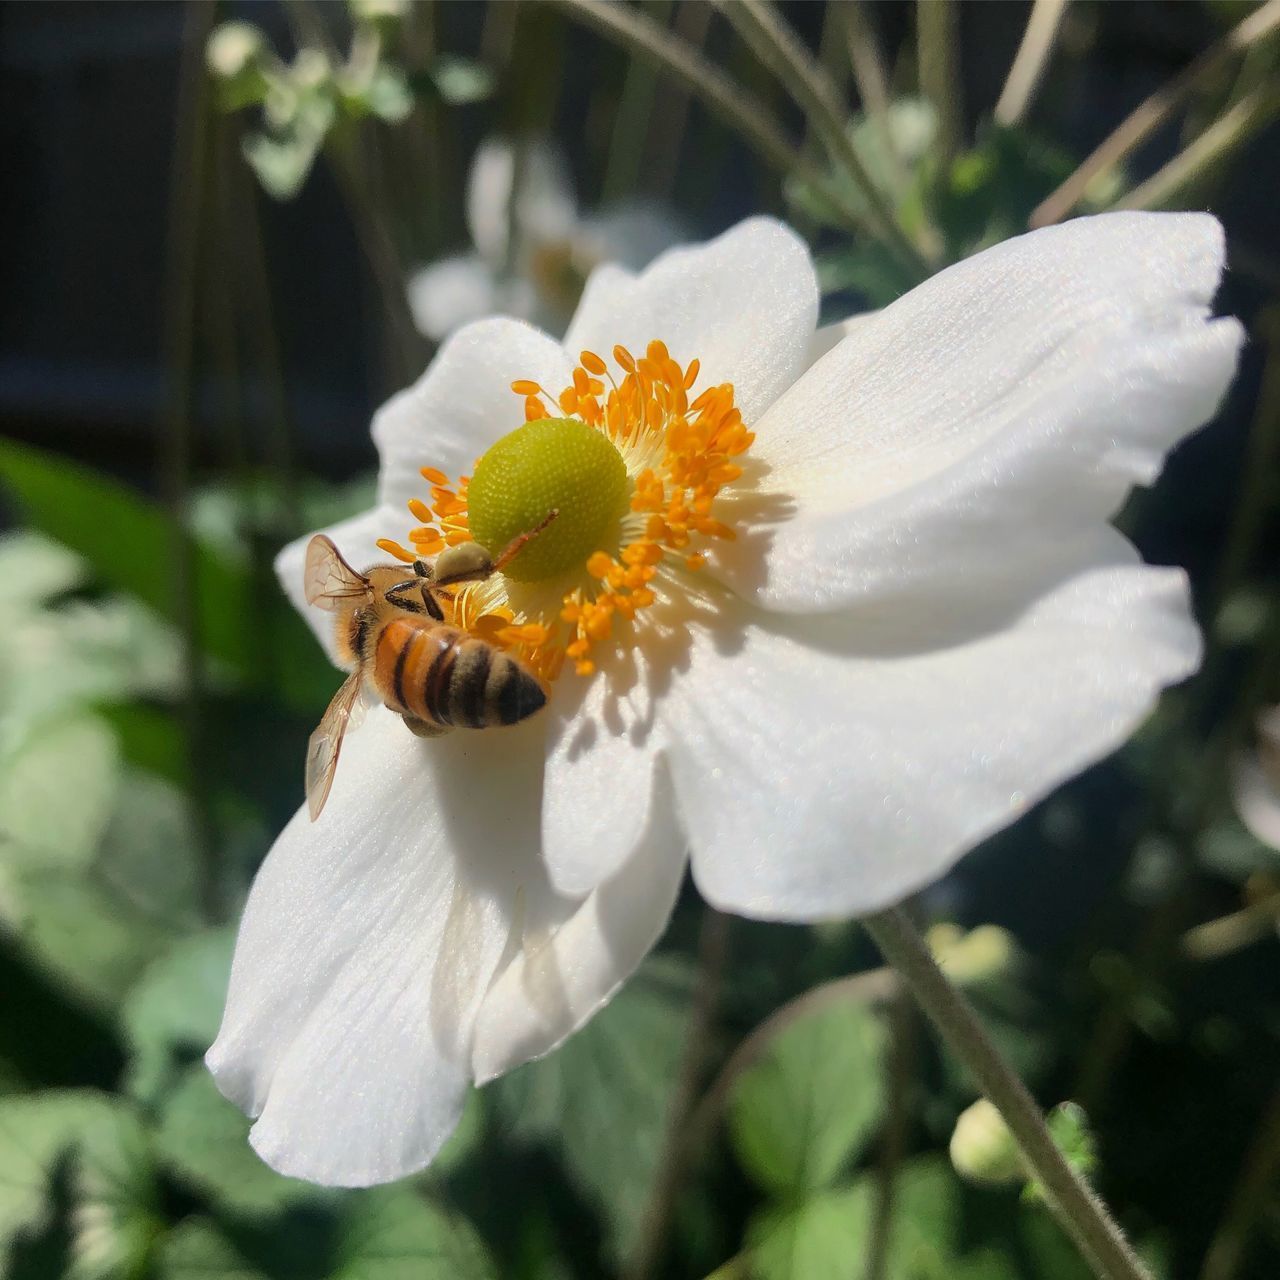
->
xmin=302 ymin=512 xmax=557 ymax=820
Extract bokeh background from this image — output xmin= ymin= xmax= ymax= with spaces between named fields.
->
xmin=1 ymin=2 xmax=1279 ymax=1278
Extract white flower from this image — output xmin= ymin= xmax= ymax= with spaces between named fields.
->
xmin=1232 ymin=706 xmax=1280 ymax=850
xmin=406 ymin=136 xmax=685 ymax=340
xmin=208 ymin=213 xmax=1241 ymax=1187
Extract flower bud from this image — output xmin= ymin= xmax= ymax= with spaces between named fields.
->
xmin=949 ymin=1099 xmax=1024 ymax=1186
xmin=206 ymin=22 xmax=265 ymax=80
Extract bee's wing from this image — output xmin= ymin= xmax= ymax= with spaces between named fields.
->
xmin=305 ymin=670 xmax=368 ymax=821
xmin=305 ymin=534 xmax=373 ymax=610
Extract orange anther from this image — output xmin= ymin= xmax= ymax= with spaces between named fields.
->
xmin=376 ymin=538 xmax=417 ymax=563
xmin=420 ymin=466 xmax=450 ymax=486
xmin=580 ymin=350 xmax=606 ymax=375
xmin=511 ymin=379 xmax=542 ymax=396
xmin=613 ymin=344 xmax=635 ymax=371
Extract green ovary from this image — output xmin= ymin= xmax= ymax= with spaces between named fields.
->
xmin=468 ymin=417 xmax=630 ymax=583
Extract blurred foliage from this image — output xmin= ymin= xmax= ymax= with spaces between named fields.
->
xmin=4 ymin=1 xmax=1280 ymax=1278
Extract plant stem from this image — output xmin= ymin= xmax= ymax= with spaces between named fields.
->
xmin=862 ymin=907 xmax=1154 ymax=1280
xmin=1030 ymin=0 xmax=1280 ymax=227
xmin=684 ymin=965 xmax=900 ymax=1151
xmin=917 ymin=0 xmax=961 ymax=172
xmin=1180 ymin=887 xmax=1280 ymax=963
xmin=865 ymin=987 xmax=917 ymax=1280
xmin=1115 ymin=84 xmax=1280 ymax=212
xmin=1199 ymin=1085 xmax=1280 ymax=1280
xmin=994 ymin=0 xmax=1069 ymax=127
xmin=162 ymin=0 xmax=222 ymax=923
xmin=716 ymin=0 xmax=932 ymax=277
xmin=1209 ymin=307 xmax=1280 ymax=623
xmin=624 ymin=908 xmax=732 ymax=1280
xmin=548 ymin=0 xmax=921 ymax=266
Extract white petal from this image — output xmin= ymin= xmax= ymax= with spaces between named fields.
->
xmin=206 ymin=710 xmax=549 ymax=1186
xmin=713 ymin=212 xmax=1242 ymax=612
xmin=1232 ymin=752 xmax=1280 ymax=852
xmin=471 ymin=768 xmax=685 ymax=1083
xmin=371 ymin=317 xmax=576 ymax=511
xmin=275 ymin=507 xmax=401 ymax=663
xmin=662 ymin=543 xmax=1201 ymax=920
xmin=406 ymin=254 xmax=501 ymax=342
xmin=564 ymin=217 xmax=820 ymax=422
xmin=806 ymin=311 xmax=874 ymax=366
xmin=574 ymin=201 xmax=687 ymax=272
xmin=467 ymin=136 xmax=577 ymax=264
xmin=539 ymin=628 xmax=670 ymax=896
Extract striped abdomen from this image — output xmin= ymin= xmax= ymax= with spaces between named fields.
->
xmin=373 ymin=617 xmax=546 ymax=731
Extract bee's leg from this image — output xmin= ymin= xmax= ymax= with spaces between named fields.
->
xmin=491 ymin=508 xmax=559 ymax=574
xmin=401 ymin=714 xmax=449 ymax=739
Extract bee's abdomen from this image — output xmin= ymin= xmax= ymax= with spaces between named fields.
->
xmin=373 ymin=618 xmax=546 ymax=731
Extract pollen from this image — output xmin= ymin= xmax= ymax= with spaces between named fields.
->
xmin=383 ymin=341 xmax=752 ymax=683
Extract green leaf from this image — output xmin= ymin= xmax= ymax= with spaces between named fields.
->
xmin=745 ymin=1184 xmax=873 ymax=1280
xmin=493 ymin=956 xmax=693 ymax=1266
xmin=9 ymin=870 xmax=180 ymax=1012
xmin=331 ymin=1187 xmax=496 ymax=1280
xmin=155 ymin=1219 xmax=268 ymax=1280
xmin=729 ymin=997 xmax=886 ymax=1194
xmin=0 ymin=442 xmax=252 ymax=678
xmin=0 ymin=1091 xmax=159 ymax=1280
xmin=0 ymin=714 xmax=120 ymax=874
xmin=425 ymin=55 xmax=494 ymax=105
xmin=243 ymin=130 xmax=326 ymax=202
xmin=744 ymin=1158 xmax=1019 ymax=1280
xmin=362 ymin=66 xmax=414 ymax=122
xmin=156 ymin=1189 xmax=496 ymax=1279
xmin=95 ymin=771 xmax=203 ymax=934
xmin=152 ymin=1065 xmax=333 ymax=1217
xmin=0 ymin=442 xmax=333 ymax=713
xmin=120 ymin=928 xmax=236 ymax=1106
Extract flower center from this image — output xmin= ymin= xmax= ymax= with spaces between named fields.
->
xmin=376 ymin=340 xmax=753 ymax=682
xmin=468 ymin=417 xmax=629 ymax=582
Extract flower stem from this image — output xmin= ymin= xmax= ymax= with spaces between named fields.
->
xmin=715 ymin=0 xmax=933 ymax=278
xmin=862 ymin=907 xmax=1154 ymax=1280
xmin=549 ymin=0 xmax=926 ymax=275
xmin=1115 ymin=84 xmax=1280 ymax=212
xmin=917 ymin=0 xmax=961 ymax=173
xmin=1029 ymin=0 xmax=1280 ymax=227
xmin=1199 ymin=1084 xmax=1280 ymax=1280
xmin=624 ymin=908 xmax=732 ymax=1280
xmin=994 ymin=0 xmax=1069 ymax=127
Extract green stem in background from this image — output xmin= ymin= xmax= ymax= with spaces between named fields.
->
xmin=1180 ymin=887 xmax=1280 ymax=963
xmin=916 ymin=0 xmax=961 ymax=173
xmin=717 ymin=0 xmax=933 ymax=278
xmin=862 ymin=907 xmax=1155 ymax=1280
xmin=162 ymin=0 xmax=222 ymax=924
xmin=994 ymin=0 xmax=1069 ymax=127
xmin=623 ymin=909 xmax=732 ymax=1280
xmin=602 ymin=0 xmax=673 ymax=202
xmin=865 ymin=987 xmax=917 ymax=1280
xmin=644 ymin=0 xmax=713 ymax=199
xmin=1199 ymin=1085 xmax=1280 ymax=1280
xmin=1209 ymin=307 xmax=1280 ymax=623
xmin=1030 ymin=0 xmax=1280 ymax=227
xmin=548 ymin=0 xmax=924 ymax=274
xmin=1115 ymin=85 xmax=1280 ymax=212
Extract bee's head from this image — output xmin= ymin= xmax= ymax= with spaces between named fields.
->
xmin=432 ymin=542 xmax=496 ymax=587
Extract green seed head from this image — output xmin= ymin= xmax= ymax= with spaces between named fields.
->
xmin=467 ymin=417 xmax=630 ymax=583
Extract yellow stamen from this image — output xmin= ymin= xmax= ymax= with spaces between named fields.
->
xmin=376 ymin=538 xmax=417 ymax=563
xmin=383 ymin=339 xmax=752 ymax=684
